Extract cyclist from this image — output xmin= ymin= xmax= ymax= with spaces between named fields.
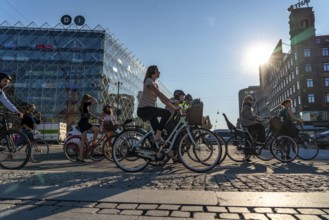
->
xmin=0 ymin=72 xmax=23 ymax=118
xmin=241 ymin=95 xmax=266 ymax=145
xmin=137 ymin=65 xmax=178 ymax=143
xmin=279 ymin=99 xmax=304 ymax=139
xmin=183 ymin=94 xmax=193 ymax=109
xmin=77 ymin=94 xmax=99 ymax=163
xmin=21 ymin=104 xmax=41 ymax=140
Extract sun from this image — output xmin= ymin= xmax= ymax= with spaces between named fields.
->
xmin=242 ymin=43 xmax=273 ymax=74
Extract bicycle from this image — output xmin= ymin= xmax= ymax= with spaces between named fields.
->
xmin=223 ymin=113 xmax=298 ymax=163
xmin=112 ymin=113 xmax=224 ymax=173
xmin=294 ymin=125 xmax=319 ymax=161
xmin=26 ymin=130 xmax=49 ymax=163
xmin=0 ymin=112 xmax=32 ymax=170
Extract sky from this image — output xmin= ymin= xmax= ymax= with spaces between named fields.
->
xmin=1 ymin=0 xmax=329 ymax=129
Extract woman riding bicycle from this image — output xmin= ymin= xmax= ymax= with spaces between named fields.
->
xmin=77 ymin=94 xmax=99 ymax=163
xmin=279 ymin=99 xmax=304 ymax=138
xmin=137 ymin=65 xmax=178 ymax=143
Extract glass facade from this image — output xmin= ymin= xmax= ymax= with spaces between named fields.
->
xmin=0 ymin=22 xmax=171 ymax=127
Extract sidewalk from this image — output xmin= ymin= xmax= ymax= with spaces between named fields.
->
xmin=1 ymin=170 xmax=329 ymax=219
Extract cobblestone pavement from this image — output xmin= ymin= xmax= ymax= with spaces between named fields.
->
xmin=1 ymin=169 xmax=329 ymax=192
xmin=1 ymin=197 xmax=329 ymax=220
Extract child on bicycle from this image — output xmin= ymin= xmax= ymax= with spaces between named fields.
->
xmin=100 ymin=103 xmax=117 ymax=138
xmin=165 ymin=89 xmax=186 ymax=135
xmin=77 ymin=94 xmax=100 ymax=163
xmin=21 ymin=104 xmax=41 ymax=140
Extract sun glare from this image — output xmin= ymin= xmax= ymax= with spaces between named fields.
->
xmin=242 ymin=43 xmax=273 ymax=74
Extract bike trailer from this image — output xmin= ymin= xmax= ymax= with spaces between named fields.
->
xmin=186 ymin=99 xmax=203 ymax=126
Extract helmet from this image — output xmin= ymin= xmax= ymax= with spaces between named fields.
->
xmin=0 ymin=72 xmax=12 ymax=81
xmin=173 ymin=90 xmax=185 ymax=99
xmin=185 ymin=94 xmax=193 ymax=101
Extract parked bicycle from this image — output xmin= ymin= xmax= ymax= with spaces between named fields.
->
xmin=0 ymin=112 xmax=31 ymax=170
xmin=112 ymin=110 xmax=224 ymax=173
xmin=223 ymin=113 xmax=298 ymax=163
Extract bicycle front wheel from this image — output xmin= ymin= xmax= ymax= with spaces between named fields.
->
xmin=178 ymin=128 xmax=222 ymax=172
xmin=271 ymin=135 xmax=298 ymax=162
xmin=112 ymin=130 xmax=151 ymax=172
xmin=30 ymin=139 xmax=49 ymax=163
xmin=297 ymin=136 xmax=319 ymax=160
xmin=0 ymin=130 xmax=31 ymax=170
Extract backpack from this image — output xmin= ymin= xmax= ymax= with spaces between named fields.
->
xmin=186 ymin=99 xmax=203 ymax=126
xmin=269 ymin=116 xmax=284 ymax=133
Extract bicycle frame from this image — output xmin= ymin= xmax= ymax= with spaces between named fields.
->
xmin=132 ymin=116 xmax=197 ymax=154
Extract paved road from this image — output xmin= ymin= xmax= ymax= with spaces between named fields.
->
xmin=0 ymin=145 xmax=329 ymax=219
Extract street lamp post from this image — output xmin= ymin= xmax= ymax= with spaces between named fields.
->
xmin=115 ymin=81 xmax=123 ymax=118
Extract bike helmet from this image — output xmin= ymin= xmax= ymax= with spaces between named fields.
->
xmin=173 ymin=90 xmax=185 ymax=100
xmin=0 ymin=72 xmax=12 ymax=81
xmin=185 ymin=94 xmax=193 ymax=101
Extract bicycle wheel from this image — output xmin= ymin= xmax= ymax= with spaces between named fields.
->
xmin=226 ymin=135 xmax=252 ymax=162
xmin=30 ymin=139 xmax=49 ymax=163
xmin=297 ymin=136 xmax=319 ymax=160
xmin=271 ymin=135 xmax=298 ymax=162
xmin=0 ymin=130 xmax=31 ymax=170
xmin=178 ymin=128 xmax=222 ymax=172
xmin=215 ymin=134 xmax=227 ymax=164
xmin=89 ymin=139 xmax=105 ymax=161
xmin=63 ymin=137 xmax=80 ymax=161
xmin=112 ymin=130 xmax=151 ymax=172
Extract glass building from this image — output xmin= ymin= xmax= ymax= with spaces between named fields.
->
xmin=0 ymin=21 xmax=171 ymax=127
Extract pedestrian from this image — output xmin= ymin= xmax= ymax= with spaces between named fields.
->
xmin=279 ymin=99 xmax=304 ymax=138
xmin=21 ymin=103 xmax=41 ymax=140
xmin=137 ymin=65 xmax=178 ymax=143
xmin=0 ymin=72 xmax=23 ymax=118
xmin=241 ymin=95 xmax=266 ymax=145
xmin=77 ymin=94 xmax=99 ymax=163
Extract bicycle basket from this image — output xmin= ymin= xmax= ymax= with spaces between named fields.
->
xmin=186 ymin=99 xmax=203 ymax=126
xmin=269 ymin=116 xmax=284 ymax=133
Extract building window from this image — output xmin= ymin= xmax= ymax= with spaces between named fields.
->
xmin=325 ymin=78 xmax=329 ymax=87
xmin=316 ymin=38 xmax=321 ymax=44
xmin=297 ymin=81 xmax=300 ymax=90
xmin=294 ymin=52 xmax=298 ymax=60
xmin=322 ymin=48 xmax=329 ymax=56
xmin=308 ymin=94 xmax=315 ymax=103
xmin=306 ymin=79 xmax=313 ymax=87
xmin=305 ymin=64 xmax=312 ymax=72
xmin=324 ymin=63 xmax=329 ymax=71
xmin=298 ymin=96 xmax=301 ymax=105
xmin=326 ymin=94 xmax=329 ymax=103
xmin=304 ymin=49 xmax=311 ymax=57
xmin=295 ymin=67 xmax=299 ymax=75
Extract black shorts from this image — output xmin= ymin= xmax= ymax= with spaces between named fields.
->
xmin=78 ymin=119 xmax=93 ymax=133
